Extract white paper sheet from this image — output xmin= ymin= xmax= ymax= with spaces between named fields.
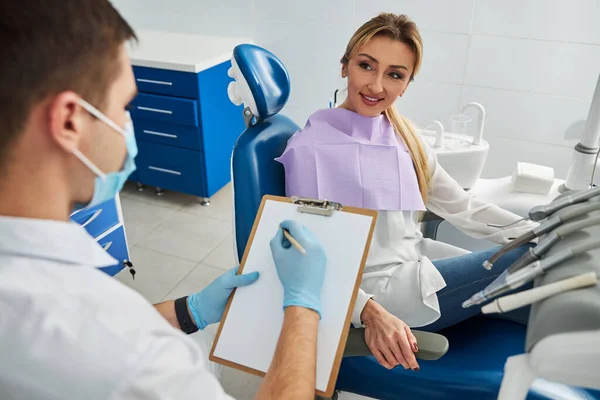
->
xmin=212 ymin=199 xmax=374 ymax=392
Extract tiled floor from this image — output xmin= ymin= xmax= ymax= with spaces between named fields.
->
xmin=116 ymin=181 xmax=263 ymax=399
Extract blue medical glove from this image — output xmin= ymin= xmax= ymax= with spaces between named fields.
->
xmin=187 ymin=266 xmax=259 ymax=330
xmin=269 ymin=220 xmax=327 ymax=317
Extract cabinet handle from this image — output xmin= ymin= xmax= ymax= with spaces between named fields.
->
xmin=137 ymin=106 xmax=173 ymax=115
xmin=148 ymin=166 xmax=182 ymax=176
xmin=102 ymin=241 xmax=113 ymax=251
xmin=143 ymin=130 xmax=177 ymax=139
xmin=136 ymin=78 xmax=173 ymax=86
xmin=81 ymin=209 xmax=103 ymax=228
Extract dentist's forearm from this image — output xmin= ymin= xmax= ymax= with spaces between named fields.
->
xmin=154 ymin=300 xmax=182 ymax=330
xmin=255 ymin=306 xmax=319 ymax=400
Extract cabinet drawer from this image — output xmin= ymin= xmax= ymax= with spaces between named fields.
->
xmin=133 ymin=66 xmax=198 ymax=99
xmin=136 ymin=141 xmax=206 ymax=196
xmin=133 ymin=118 xmax=202 ymax=151
xmin=130 ymin=93 xmax=199 ymax=127
xmin=70 ymin=198 xmax=119 ymax=239
xmin=97 ymin=226 xmax=130 ymax=277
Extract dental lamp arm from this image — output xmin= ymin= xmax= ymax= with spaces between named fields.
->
xmin=564 ymin=73 xmax=600 ymax=191
xmin=422 ymin=142 xmax=537 ymax=245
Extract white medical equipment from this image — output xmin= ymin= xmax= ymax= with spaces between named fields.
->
xmin=485 ymin=73 xmax=600 ymax=399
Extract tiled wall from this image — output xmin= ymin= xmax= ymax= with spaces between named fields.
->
xmin=112 ymin=0 xmax=600 ymax=179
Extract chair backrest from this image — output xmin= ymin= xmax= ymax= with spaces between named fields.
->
xmin=231 ymin=115 xmax=299 ymax=261
xmin=226 ymin=44 xmax=300 ymax=261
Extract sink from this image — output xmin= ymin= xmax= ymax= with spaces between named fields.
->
xmin=420 ymin=131 xmax=490 ymax=189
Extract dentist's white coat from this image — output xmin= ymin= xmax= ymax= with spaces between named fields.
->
xmin=0 ymin=217 xmax=230 ymax=400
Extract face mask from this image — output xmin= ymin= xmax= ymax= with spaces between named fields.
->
xmin=72 ymin=98 xmax=138 ymax=210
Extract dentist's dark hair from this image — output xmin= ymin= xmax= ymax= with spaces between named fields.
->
xmin=0 ymin=0 xmax=136 ymax=170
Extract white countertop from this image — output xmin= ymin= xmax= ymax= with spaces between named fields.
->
xmin=127 ymin=30 xmax=252 ymax=73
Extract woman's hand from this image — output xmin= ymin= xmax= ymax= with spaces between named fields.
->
xmin=361 ymin=299 xmax=419 ymax=370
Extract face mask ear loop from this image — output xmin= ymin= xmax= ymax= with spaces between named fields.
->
xmin=72 ymin=148 xmax=107 ymax=179
xmin=78 ymin=98 xmax=126 ymax=136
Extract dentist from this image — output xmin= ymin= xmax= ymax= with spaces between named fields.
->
xmin=0 ymin=1 xmax=326 ymax=399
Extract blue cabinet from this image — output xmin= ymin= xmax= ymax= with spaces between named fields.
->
xmin=129 ymin=61 xmax=246 ymax=199
xmin=136 ymin=141 xmax=205 ymax=196
xmin=69 ymin=196 xmax=130 ymax=277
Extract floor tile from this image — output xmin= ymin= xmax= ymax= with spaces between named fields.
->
xmin=137 ymin=211 xmax=232 ymax=262
xmin=202 ymin=234 xmax=238 ymax=270
xmin=120 ymin=197 xmax=177 ymax=246
xmin=114 ymin=246 xmax=197 ymax=304
xmin=119 ymin=180 xmax=139 ymax=198
xmin=162 ymin=263 xmax=228 ymax=301
xmin=221 ymin=367 xmax=262 ymax=400
xmin=182 ymin=183 xmax=234 ymax=222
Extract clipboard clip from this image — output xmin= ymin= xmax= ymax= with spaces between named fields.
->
xmin=291 ymin=196 xmax=343 ymax=217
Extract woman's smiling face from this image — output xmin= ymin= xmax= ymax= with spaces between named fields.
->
xmin=340 ymin=35 xmax=415 ymax=117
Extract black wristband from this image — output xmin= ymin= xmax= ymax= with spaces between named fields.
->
xmin=175 ymin=296 xmax=199 ymax=334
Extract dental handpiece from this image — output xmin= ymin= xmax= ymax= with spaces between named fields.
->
xmin=481 ymin=272 xmax=598 ymax=315
xmin=482 ymin=200 xmax=600 ymax=270
xmin=506 ymin=215 xmax=600 ymax=274
xmin=464 ymin=238 xmax=600 ymax=308
xmin=528 ymin=186 xmax=600 ymax=221
xmin=462 ymin=265 xmax=547 ymax=309
xmin=487 ymin=186 xmax=600 ymax=229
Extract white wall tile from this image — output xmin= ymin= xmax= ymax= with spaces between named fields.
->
xmin=109 ymin=0 xmax=145 ymax=16
xmin=354 ymin=0 xmax=475 ymax=34
xmin=254 ymin=0 xmax=353 ymax=25
xmin=461 ymin=86 xmax=591 ymax=148
xmin=396 ymin=80 xmax=463 ymax=128
xmin=284 ymin=61 xmax=345 ymax=110
xmin=113 ymin=0 xmax=254 ymax=37
xmin=472 ymin=0 xmax=600 ymax=44
xmin=418 ymin=31 xmax=470 ymax=84
xmin=111 ymin=0 xmax=599 ymax=185
xmin=253 ymin=21 xmax=356 ymax=69
xmin=482 ymin=136 xmax=573 ymax=179
xmin=465 ymin=35 xmax=600 ymax=98
xmin=281 ymin=106 xmax=313 ymax=127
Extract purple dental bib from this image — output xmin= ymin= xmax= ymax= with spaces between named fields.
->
xmin=275 ymin=108 xmax=426 ymax=211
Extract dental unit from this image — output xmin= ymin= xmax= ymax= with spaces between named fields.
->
xmin=463 ymin=238 xmax=600 ymax=308
xmin=482 ymin=188 xmax=600 ymax=270
xmin=506 ymin=215 xmax=600 ymax=275
xmin=481 ymin=271 xmax=598 ymax=315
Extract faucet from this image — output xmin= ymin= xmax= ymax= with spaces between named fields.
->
xmin=461 ymin=102 xmax=486 ymax=145
xmin=424 ymin=120 xmax=445 ymax=148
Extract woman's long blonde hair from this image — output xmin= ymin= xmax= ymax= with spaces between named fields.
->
xmin=341 ymin=13 xmax=431 ymax=202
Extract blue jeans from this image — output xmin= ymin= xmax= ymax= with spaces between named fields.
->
xmin=419 ymin=244 xmax=535 ymax=332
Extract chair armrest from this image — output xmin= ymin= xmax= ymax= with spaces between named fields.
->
xmin=421 ymin=211 xmax=444 ymax=223
xmin=343 ymin=328 xmax=449 ymax=361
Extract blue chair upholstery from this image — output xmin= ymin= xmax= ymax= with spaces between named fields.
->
xmin=232 ymin=113 xmax=299 ymax=256
xmin=228 ymin=44 xmax=599 ymax=400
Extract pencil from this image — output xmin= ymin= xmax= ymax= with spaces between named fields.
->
xmin=280 ymin=226 xmax=307 ymax=256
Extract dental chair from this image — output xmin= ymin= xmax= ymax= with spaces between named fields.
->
xmin=227 ymin=44 xmax=597 ymax=400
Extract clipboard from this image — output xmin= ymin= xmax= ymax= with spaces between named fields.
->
xmin=209 ymin=195 xmax=377 ymax=397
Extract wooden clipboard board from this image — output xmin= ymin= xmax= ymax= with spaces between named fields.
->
xmin=209 ymin=195 xmax=377 ymax=398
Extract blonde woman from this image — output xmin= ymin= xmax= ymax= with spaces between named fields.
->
xmin=276 ymin=13 xmax=536 ymax=372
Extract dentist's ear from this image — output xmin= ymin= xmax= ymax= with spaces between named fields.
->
xmin=341 ymin=64 xmax=348 ymax=79
xmin=48 ymin=91 xmax=86 ymax=153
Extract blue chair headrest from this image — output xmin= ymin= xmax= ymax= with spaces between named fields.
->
xmin=227 ymin=44 xmax=291 ymax=120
